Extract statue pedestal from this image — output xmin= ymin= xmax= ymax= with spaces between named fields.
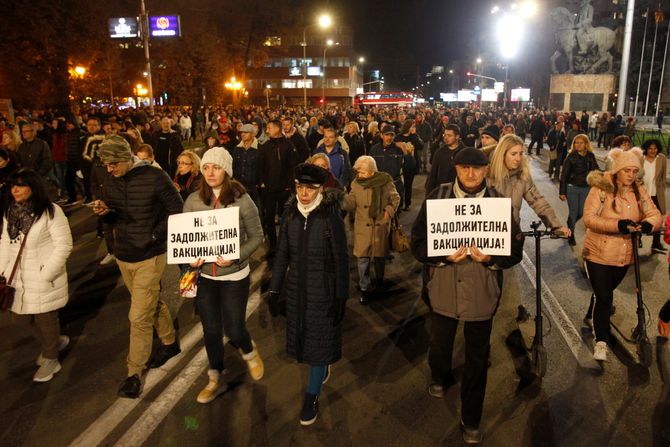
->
xmin=549 ymin=74 xmax=615 ymax=112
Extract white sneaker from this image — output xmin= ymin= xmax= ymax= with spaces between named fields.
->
xmin=100 ymin=253 xmax=116 ymax=265
xmin=593 ymin=341 xmax=608 ymax=361
xmin=33 ymin=358 xmax=62 ymax=382
xmin=37 ymin=335 xmax=70 ymax=366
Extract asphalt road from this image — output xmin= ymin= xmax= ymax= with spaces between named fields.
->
xmin=1 ymin=149 xmax=669 ymax=447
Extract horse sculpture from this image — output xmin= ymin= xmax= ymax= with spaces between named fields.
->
xmin=549 ymin=7 xmax=616 ymax=74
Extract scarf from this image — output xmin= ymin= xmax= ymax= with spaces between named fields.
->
xmin=297 ymin=192 xmax=323 ymax=219
xmin=356 ymin=172 xmax=393 ymax=219
xmin=453 ymin=179 xmax=487 ymax=198
xmin=7 ymin=201 xmax=37 ymax=241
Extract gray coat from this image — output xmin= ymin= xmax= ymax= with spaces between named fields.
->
xmin=183 ymin=190 xmax=263 ymax=277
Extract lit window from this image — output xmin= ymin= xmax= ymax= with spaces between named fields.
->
xmin=263 ymin=36 xmax=281 ymax=47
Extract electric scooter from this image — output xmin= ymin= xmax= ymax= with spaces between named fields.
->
xmin=516 ymin=221 xmax=561 ymax=378
xmin=585 ymin=231 xmax=653 ymax=367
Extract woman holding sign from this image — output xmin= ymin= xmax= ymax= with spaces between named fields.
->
xmin=183 ymin=147 xmax=265 ymax=404
xmin=269 ymin=163 xmax=349 ymax=426
xmin=489 ymin=134 xmax=569 ymax=237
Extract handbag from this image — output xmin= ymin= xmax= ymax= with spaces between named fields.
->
xmin=0 ymin=228 xmax=30 ymax=312
xmin=178 ymin=267 xmax=200 ymax=299
xmin=390 ymin=214 xmax=410 ymax=253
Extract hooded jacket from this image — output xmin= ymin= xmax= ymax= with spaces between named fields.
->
xmin=101 ymin=159 xmax=184 ymax=262
xmin=582 ymin=170 xmax=661 ymax=267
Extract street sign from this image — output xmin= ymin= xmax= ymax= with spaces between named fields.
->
xmin=149 ymin=15 xmax=181 ymax=37
xmin=108 ymin=17 xmax=139 ymax=39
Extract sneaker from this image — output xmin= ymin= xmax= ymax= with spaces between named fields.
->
xmin=197 ymin=369 xmax=228 ymax=403
xmin=118 ymin=374 xmax=143 ymax=398
xmin=37 ymin=335 xmax=70 ymax=366
xmin=241 ymin=341 xmax=264 ymax=380
xmin=100 ymin=253 xmax=116 ymax=265
xmin=593 ymin=341 xmax=608 ymax=361
xmin=460 ymin=420 xmax=483 ymax=444
xmin=33 ymin=358 xmax=62 ymax=382
xmin=299 ymin=393 xmax=319 ymax=426
xmin=428 ymin=383 xmax=444 ymax=398
xmin=322 ymin=365 xmax=331 ymax=384
xmin=148 ymin=342 xmax=181 ymax=368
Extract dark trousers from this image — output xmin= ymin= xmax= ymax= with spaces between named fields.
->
xmin=586 ymin=261 xmax=629 ymax=343
xmin=651 ymin=196 xmax=663 ymax=246
xmin=261 ymin=190 xmax=290 ymax=251
xmin=429 ymin=312 xmax=493 ymax=428
xmin=528 ymin=137 xmax=543 ymax=154
xmin=196 ymin=275 xmax=253 ymax=372
xmin=403 ymin=172 xmax=415 ymax=208
xmin=65 ymin=163 xmax=82 ymax=202
xmin=598 ymin=131 xmax=606 ymax=147
xmin=80 ymin=159 xmax=93 ymax=201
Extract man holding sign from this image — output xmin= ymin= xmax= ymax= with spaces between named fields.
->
xmin=411 ymin=147 xmax=523 ymax=445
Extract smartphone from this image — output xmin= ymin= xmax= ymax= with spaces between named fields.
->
xmin=85 ymin=202 xmax=109 ymax=210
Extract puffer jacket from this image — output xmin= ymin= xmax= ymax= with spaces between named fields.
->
xmin=560 ymin=150 xmax=599 ymax=195
xmin=344 ymin=175 xmax=400 ymax=257
xmin=411 ymin=182 xmax=524 ymax=321
xmin=102 ymin=159 xmax=184 ymax=263
xmin=269 ymin=190 xmax=348 ymax=364
xmin=0 ymin=205 xmax=73 ymax=314
xmin=183 ymin=189 xmax=263 ymax=277
xmin=583 ymin=171 xmax=661 ymax=267
xmin=257 ymin=136 xmax=298 ymax=193
xmin=493 ymin=169 xmax=563 ymax=229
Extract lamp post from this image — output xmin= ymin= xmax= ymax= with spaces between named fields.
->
xmin=302 ymin=13 xmax=332 ymax=109
xmin=264 ymin=84 xmax=271 ymax=108
xmin=321 ymin=39 xmax=335 ymax=107
xmin=225 ymin=76 xmax=243 ymax=108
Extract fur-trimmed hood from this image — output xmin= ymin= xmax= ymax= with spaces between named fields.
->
xmin=586 ymin=170 xmax=614 ymax=193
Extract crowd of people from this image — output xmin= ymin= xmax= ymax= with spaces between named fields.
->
xmin=1 ymin=101 xmax=670 ymax=444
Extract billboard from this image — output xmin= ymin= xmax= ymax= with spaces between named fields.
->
xmin=481 ymin=89 xmax=498 ymax=102
xmin=307 ymin=66 xmax=322 ymax=76
xmin=494 ymin=82 xmax=505 ymax=93
xmin=109 ymin=17 xmax=138 ymax=39
xmin=440 ymin=93 xmax=458 ymax=102
xmin=511 ymin=88 xmax=531 ymax=102
xmin=149 ymin=15 xmax=181 ymax=37
xmin=458 ymin=90 xmax=475 ymax=102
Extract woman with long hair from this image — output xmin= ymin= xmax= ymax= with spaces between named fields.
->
xmin=583 ymin=148 xmax=661 ymax=361
xmin=559 ymin=134 xmax=599 ymax=246
xmin=183 ymin=147 xmax=264 ymax=403
xmin=173 ymin=150 xmax=202 ymax=202
xmin=489 ymin=134 xmax=569 ymax=235
xmin=0 ymin=168 xmax=73 ymax=381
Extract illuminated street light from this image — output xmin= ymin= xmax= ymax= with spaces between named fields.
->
xmin=519 ymin=1 xmax=538 ymax=17
xmin=225 ymin=76 xmax=244 ymax=107
xmin=491 ymin=5 xmax=500 ymax=14
xmin=318 ymin=14 xmax=333 ymax=28
xmin=74 ymin=66 xmax=86 ymax=77
xmin=476 ymin=57 xmax=482 ymax=64
xmin=449 ymin=69 xmax=454 ymax=74
xmin=359 ymin=56 xmax=365 ymax=63
xmin=497 ymin=13 xmax=524 ymax=59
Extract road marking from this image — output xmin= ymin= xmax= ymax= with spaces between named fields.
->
xmin=69 ymin=264 xmax=266 ymax=447
xmin=519 ymin=251 xmax=600 ymax=370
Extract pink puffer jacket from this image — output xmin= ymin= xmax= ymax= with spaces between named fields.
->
xmin=583 ymin=171 xmax=661 ymax=267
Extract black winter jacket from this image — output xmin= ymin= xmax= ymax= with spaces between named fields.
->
xmin=559 ymin=151 xmax=599 ymax=195
xmin=102 ymin=160 xmax=184 ymax=262
xmin=152 ymin=130 xmax=183 ymax=176
xmin=270 ymin=190 xmax=349 ymax=364
xmin=257 ymin=136 xmax=298 ymax=193
xmin=425 ymin=142 xmax=465 ymax=195
xmin=17 ymin=139 xmax=52 ymax=177
xmin=66 ymin=129 xmax=87 ymax=164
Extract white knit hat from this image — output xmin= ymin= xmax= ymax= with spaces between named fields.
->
xmin=609 ymin=147 xmax=642 ymax=174
xmin=200 ymin=147 xmax=233 ymax=178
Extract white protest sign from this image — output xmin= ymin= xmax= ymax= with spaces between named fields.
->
xmin=426 ymin=198 xmax=511 ymax=257
xmin=167 ymin=208 xmax=240 ymax=264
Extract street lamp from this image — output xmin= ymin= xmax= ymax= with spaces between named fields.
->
xmin=303 ymin=13 xmax=333 ymax=108
xmin=264 ymin=84 xmax=272 ymax=108
xmin=74 ymin=66 xmax=86 ymax=77
xmin=359 ymin=56 xmax=365 ymax=63
xmin=322 ymin=39 xmax=335 ymax=107
xmin=225 ymin=76 xmax=243 ymax=107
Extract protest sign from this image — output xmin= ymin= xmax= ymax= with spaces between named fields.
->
xmin=426 ymin=198 xmax=511 ymax=257
xmin=167 ymin=208 xmax=240 ymax=264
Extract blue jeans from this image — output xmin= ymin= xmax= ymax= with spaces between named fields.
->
xmin=566 ymin=184 xmax=590 ymax=232
xmin=307 ymin=365 xmax=328 ymax=395
xmin=196 ymin=275 xmax=253 ymax=371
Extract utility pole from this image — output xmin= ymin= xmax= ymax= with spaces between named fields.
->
xmin=140 ymin=0 xmax=154 ymax=113
xmin=616 ymin=0 xmax=635 ymax=116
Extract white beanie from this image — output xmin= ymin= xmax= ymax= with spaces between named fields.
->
xmin=200 ymin=147 xmax=233 ymax=178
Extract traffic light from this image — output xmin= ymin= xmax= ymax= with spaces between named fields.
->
xmin=466 ymin=72 xmax=471 ymax=76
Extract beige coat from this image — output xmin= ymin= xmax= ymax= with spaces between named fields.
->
xmin=646 ymin=154 xmax=666 ymax=214
xmin=345 ymin=178 xmax=400 ymax=257
xmin=583 ymin=171 xmax=662 ymax=267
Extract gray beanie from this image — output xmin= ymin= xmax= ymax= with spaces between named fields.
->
xmin=200 ymin=146 xmax=233 ymax=178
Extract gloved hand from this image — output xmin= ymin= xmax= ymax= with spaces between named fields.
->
xmin=267 ymin=291 xmax=280 ymax=317
xmin=640 ymin=221 xmax=654 ymax=235
xmin=617 ymin=219 xmax=636 ymax=234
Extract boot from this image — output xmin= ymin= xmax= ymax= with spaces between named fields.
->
xmin=299 ymin=393 xmax=319 ymax=426
xmin=197 ymin=369 xmax=227 ymax=403
xmin=241 ymin=341 xmax=264 ymax=380
xmin=652 ymin=234 xmax=667 ymax=253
